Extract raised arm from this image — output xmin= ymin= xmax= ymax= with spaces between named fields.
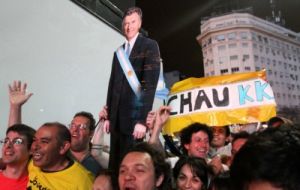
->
xmin=148 ymin=106 xmax=171 ymax=146
xmin=8 ymin=81 xmax=33 ymax=127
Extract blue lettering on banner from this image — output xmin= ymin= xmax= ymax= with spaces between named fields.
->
xmin=238 ymin=85 xmax=254 ymax=105
xmin=167 ymin=79 xmax=275 ymax=116
xmin=255 ymin=81 xmax=273 ymax=101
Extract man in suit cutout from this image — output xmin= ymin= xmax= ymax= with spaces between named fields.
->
xmin=100 ymin=7 xmax=161 ymax=175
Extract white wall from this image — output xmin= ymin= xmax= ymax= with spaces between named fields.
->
xmin=0 ymin=0 xmax=124 ymax=140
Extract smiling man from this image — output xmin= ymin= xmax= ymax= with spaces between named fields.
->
xmin=69 ymin=111 xmax=102 ymax=176
xmin=7 ymin=81 xmax=102 ymax=176
xmin=209 ymin=126 xmax=231 ymax=158
xmin=179 ymin=123 xmax=228 ymax=176
xmin=0 ymin=124 xmax=35 ymax=190
xmin=28 ymin=122 xmax=94 ymax=190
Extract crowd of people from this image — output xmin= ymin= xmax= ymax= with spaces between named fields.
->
xmin=1 ymin=6 xmax=300 ymax=190
xmin=1 ymin=80 xmax=300 ymax=190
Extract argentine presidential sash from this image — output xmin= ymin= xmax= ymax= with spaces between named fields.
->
xmin=116 ymin=45 xmax=169 ymax=100
xmin=116 ymin=46 xmax=141 ymax=99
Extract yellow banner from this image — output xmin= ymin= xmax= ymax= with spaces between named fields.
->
xmin=163 ymin=70 xmax=276 ymax=136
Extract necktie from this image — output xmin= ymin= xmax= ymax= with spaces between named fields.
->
xmin=126 ymin=43 xmax=130 ymax=57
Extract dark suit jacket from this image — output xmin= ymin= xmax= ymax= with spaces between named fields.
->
xmin=106 ymin=34 xmax=161 ymax=135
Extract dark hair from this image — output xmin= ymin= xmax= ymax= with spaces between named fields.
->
xmin=208 ymin=174 xmax=231 ymax=190
xmin=212 ymin=126 xmax=230 ymax=137
xmin=231 ymin=131 xmax=250 ymax=144
xmin=122 ymin=7 xmax=142 ymax=20
xmin=223 ymin=126 xmax=230 ymax=137
xmin=74 ymin=111 xmax=96 ymax=131
xmin=174 ymin=156 xmax=209 ymax=190
xmin=180 ymin=123 xmax=213 ymax=155
xmin=125 ymin=142 xmax=171 ymax=190
xmin=267 ymin=116 xmax=293 ymax=128
xmin=95 ymin=169 xmax=113 ymax=188
xmin=41 ymin=122 xmax=71 ymax=145
xmin=97 ymin=169 xmax=113 ymax=178
xmin=230 ymin=126 xmax=300 ymax=190
xmin=6 ymin=124 xmax=36 ymax=150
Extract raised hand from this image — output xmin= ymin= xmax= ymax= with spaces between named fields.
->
xmin=154 ymin=106 xmax=171 ymax=130
xmin=8 ymin=80 xmax=33 ymax=107
xmin=146 ymin=111 xmax=156 ymax=130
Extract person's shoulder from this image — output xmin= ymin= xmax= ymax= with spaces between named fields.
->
xmin=82 ymin=154 xmax=103 ymax=170
xmin=69 ymin=161 xmax=95 ymax=179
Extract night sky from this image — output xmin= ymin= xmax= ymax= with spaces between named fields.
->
xmin=137 ymin=0 xmax=300 ymax=77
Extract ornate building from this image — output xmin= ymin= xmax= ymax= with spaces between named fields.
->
xmin=197 ymin=12 xmax=300 ymax=109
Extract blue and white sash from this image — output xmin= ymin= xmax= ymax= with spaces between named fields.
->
xmin=116 ymin=46 xmax=169 ymax=100
xmin=116 ymin=46 xmax=141 ymax=99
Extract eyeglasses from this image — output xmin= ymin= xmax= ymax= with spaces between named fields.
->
xmin=68 ymin=123 xmax=88 ymax=131
xmin=0 ymin=138 xmax=24 ymax=146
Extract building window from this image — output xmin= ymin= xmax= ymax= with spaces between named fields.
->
xmin=216 ymin=34 xmax=225 ymax=41
xmin=242 ymin=42 xmax=248 ymax=47
xmin=219 ymin=56 xmax=227 ymax=64
xmin=255 ymin=66 xmax=261 ymax=71
xmin=258 ymin=35 xmax=263 ymax=42
xmin=251 ymin=32 xmax=257 ymax=41
xmin=228 ymin=32 xmax=236 ymax=40
xmin=253 ymin=43 xmax=257 ymax=49
xmin=245 ymin=66 xmax=251 ymax=71
xmin=243 ymin=54 xmax=250 ymax=61
xmin=268 ymin=70 xmax=272 ymax=75
xmin=254 ymin=55 xmax=259 ymax=62
xmin=240 ymin=32 xmax=248 ymax=40
xmin=269 ymin=80 xmax=273 ymax=86
xmin=207 ymin=38 xmax=212 ymax=45
xmin=231 ymin=67 xmax=240 ymax=73
xmin=211 ymin=71 xmax=215 ymax=75
xmin=265 ymin=47 xmax=269 ymax=54
xmin=218 ymin=45 xmax=226 ymax=51
xmin=261 ymin=57 xmax=265 ymax=64
xmin=220 ymin=69 xmax=228 ymax=74
xmin=230 ymin=55 xmax=238 ymax=61
xmin=228 ymin=43 xmax=237 ymax=48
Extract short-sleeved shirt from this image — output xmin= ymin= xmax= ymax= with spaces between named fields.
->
xmin=27 ymin=160 xmax=94 ymax=190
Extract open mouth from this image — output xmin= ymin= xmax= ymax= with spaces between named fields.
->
xmin=4 ymin=150 xmax=14 ymax=156
xmin=124 ymin=187 xmax=136 ymax=190
xmin=32 ymin=152 xmax=42 ymax=160
xmin=123 ymin=183 xmax=136 ymax=190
